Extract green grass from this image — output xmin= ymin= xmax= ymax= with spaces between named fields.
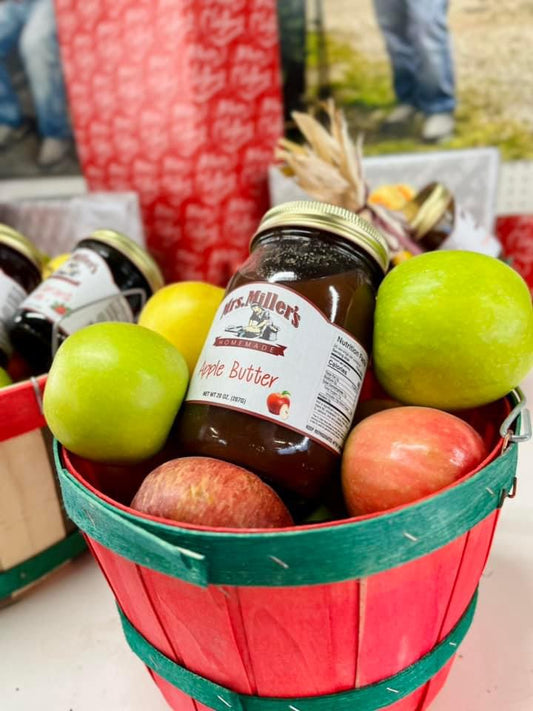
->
xmin=305 ymin=32 xmax=533 ymax=160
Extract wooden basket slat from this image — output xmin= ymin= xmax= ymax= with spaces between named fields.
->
xmin=0 ymin=428 xmax=66 ymax=571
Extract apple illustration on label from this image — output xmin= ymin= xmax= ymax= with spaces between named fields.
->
xmin=267 ymin=390 xmax=291 ymax=419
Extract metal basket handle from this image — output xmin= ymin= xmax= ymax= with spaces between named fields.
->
xmin=499 ymin=387 xmax=531 ymax=445
xmin=50 ymin=287 xmax=147 ymax=357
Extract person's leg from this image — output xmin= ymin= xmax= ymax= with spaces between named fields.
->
xmin=406 ymin=0 xmax=455 ymax=116
xmin=0 ymin=1 xmax=25 ymax=131
xmin=18 ymin=0 xmax=72 ymax=140
xmin=373 ymin=0 xmax=417 ymax=109
xmin=277 ymin=0 xmax=307 ymax=124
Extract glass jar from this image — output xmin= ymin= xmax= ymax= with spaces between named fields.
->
xmin=0 ymin=224 xmax=42 ymax=368
xmin=9 ymin=229 xmax=164 ymax=374
xmin=177 ymin=201 xmax=389 ymax=501
xmin=403 ymin=182 xmax=501 ymax=256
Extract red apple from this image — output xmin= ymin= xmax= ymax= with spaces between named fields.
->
xmin=131 ymin=456 xmax=294 ymax=529
xmin=267 ymin=390 xmax=291 ymax=419
xmin=341 ymin=406 xmax=487 ymax=515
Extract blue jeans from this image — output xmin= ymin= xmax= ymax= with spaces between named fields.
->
xmin=0 ymin=0 xmax=71 ymax=138
xmin=374 ymin=0 xmax=455 ymax=115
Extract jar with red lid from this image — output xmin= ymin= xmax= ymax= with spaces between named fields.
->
xmin=177 ymin=201 xmax=389 ymax=500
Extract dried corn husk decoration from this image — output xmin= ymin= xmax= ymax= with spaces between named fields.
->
xmin=275 ymin=101 xmax=421 ymax=257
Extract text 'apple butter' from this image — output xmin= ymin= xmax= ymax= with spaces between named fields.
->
xmin=178 ymin=201 xmax=389 ymax=499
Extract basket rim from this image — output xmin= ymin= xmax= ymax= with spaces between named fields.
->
xmin=61 ymin=395 xmax=512 ymax=537
xmin=55 ymin=431 xmax=519 ymax=586
xmin=0 ymin=373 xmax=46 ymax=400
xmin=54 ymin=391 xmax=521 ymax=586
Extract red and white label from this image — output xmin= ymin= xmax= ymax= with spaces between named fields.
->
xmin=0 ymin=269 xmax=27 ymax=355
xmin=440 ymin=205 xmax=501 ymax=257
xmin=186 ymin=282 xmax=368 ymax=454
xmin=20 ymin=248 xmax=134 ymax=335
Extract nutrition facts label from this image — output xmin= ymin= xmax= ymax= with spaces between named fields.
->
xmin=306 ymin=334 xmax=367 ymax=451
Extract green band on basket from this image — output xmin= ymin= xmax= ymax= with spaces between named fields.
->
xmin=118 ymin=588 xmax=477 ymax=711
xmin=0 ymin=530 xmax=86 ymax=599
xmin=55 ymin=437 xmax=518 ymax=588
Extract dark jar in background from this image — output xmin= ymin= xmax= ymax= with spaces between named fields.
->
xmin=9 ymin=229 xmax=164 ymax=374
xmin=178 ymin=201 xmax=389 ymax=500
xmin=0 ymin=224 xmax=42 ymax=368
xmin=402 ymin=182 xmax=501 ymax=256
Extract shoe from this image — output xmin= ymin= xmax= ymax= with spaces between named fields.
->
xmin=384 ymin=103 xmax=416 ymax=125
xmin=0 ymin=122 xmax=30 ymax=148
xmin=38 ymin=137 xmax=71 ymax=167
xmin=421 ymin=113 xmax=454 ymax=142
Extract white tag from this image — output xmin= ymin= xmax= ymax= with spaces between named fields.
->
xmin=440 ymin=205 xmax=501 ymax=257
xmin=20 ymin=248 xmax=134 ymax=335
xmin=186 ymin=282 xmax=368 ymax=454
xmin=0 ymin=268 xmax=27 ymax=355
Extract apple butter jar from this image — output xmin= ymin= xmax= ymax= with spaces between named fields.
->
xmin=9 ymin=229 xmax=164 ymax=374
xmin=178 ymin=201 xmax=389 ymax=500
xmin=0 ymin=224 xmax=42 ymax=368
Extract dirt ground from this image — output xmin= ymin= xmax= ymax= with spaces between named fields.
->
xmin=320 ymin=0 xmax=533 ymax=128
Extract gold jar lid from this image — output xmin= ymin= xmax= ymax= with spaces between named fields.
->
xmin=88 ymin=229 xmax=164 ymax=293
xmin=0 ymin=223 xmax=42 ymax=271
xmin=252 ymin=201 xmax=390 ymax=273
xmin=403 ymin=183 xmax=453 ymax=240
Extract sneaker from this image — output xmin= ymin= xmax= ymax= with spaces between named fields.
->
xmin=421 ymin=113 xmax=455 ymax=142
xmin=0 ymin=122 xmax=30 ymax=148
xmin=384 ymin=103 xmax=416 ymax=125
xmin=37 ymin=137 xmax=71 ymax=168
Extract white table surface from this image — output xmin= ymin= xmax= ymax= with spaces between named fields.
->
xmin=1 ymin=373 xmax=533 ymax=711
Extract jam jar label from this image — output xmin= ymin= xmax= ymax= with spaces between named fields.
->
xmin=0 ymin=268 xmax=27 ymax=355
xmin=441 ymin=206 xmax=501 ymax=257
xmin=186 ymin=282 xmax=368 ymax=454
xmin=20 ymin=248 xmax=134 ymax=334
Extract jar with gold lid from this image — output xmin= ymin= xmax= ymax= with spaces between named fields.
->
xmin=0 ymin=224 xmax=42 ymax=368
xmin=177 ymin=201 xmax=389 ymax=501
xmin=402 ymin=182 xmax=501 ymax=256
xmin=9 ymin=229 xmax=164 ymax=374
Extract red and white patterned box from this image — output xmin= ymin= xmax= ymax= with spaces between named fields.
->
xmin=55 ymin=0 xmax=283 ymax=286
xmin=496 ymin=215 xmax=533 ymax=295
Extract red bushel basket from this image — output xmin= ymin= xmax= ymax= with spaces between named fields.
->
xmin=55 ymin=389 xmax=529 ymax=711
xmin=0 ymin=376 xmax=85 ymax=605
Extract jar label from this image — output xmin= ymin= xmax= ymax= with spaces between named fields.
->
xmin=441 ymin=205 xmax=501 ymax=256
xmin=186 ymin=282 xmax=368 ymax=454
xmin=0 ymin=268 xmax=27 ymax=355
xmin=20 ymin=248 xmax=134 ymax=335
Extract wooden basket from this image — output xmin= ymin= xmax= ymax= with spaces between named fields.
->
xmin=0 ymin=376 xmax=85 ymax=605
xmin=54 ymin=391 xmax=528 ymax=711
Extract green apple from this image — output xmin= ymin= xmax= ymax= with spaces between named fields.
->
xmin=0 ymin=367 xmax=13 ymax=388
xmin=43 ymin=322 xmax=189 ymax=463
xmin=373 ymin=251 xmax=533 ymax=409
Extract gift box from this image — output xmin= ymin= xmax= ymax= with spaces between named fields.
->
xmin=55 ymin=0 xmax=284 ymax=286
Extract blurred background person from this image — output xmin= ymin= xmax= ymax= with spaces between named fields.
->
xmin=373 ymin=0 xmax=456 ymax=142
xmin=0 ymin=0 xmax=72 ymax=168
xmin=277 ymin=0 xmax=307 ymax=131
